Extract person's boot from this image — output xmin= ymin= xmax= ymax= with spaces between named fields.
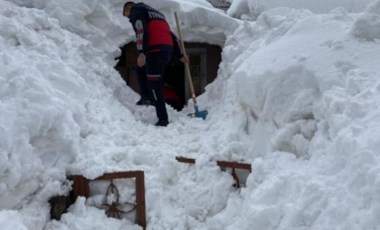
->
xmin=136 ymin=97 xmax=154 ymax=106
xmin=154 ymin=119 xmax=169 ymax=127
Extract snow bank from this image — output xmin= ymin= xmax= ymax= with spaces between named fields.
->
xmin=204 ymin=4 xmax=380 ymax=229
xmin=0 ymin=0 xmax=136 ymax=226
xmin=0 ymin=2 xmax=82 ymax=209
xmin=135 ymin=0 xmax=239 ymax=46
xmin=228 ymin=0 xmax=374 ymax=19
xmin=9 ymin=0 xmax=126 ymax=62
xmin=44 ymin=198 xmax=141 ymax=230
xmin=2 ymin=0 xmax=380 ymax=229
xmin=351 ymin=0 xmax=380 ymax=40
xmin=0 ymin=0 xmax=238 ymax=229
xmin=11 ymin=0 xmax=238 ymax=48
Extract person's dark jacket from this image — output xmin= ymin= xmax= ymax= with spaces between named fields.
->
xmin=129 ymin=3 xmax=173 ymax=54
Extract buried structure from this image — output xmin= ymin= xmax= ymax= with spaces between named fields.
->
xmin=115 ymin=1 xmax=239 ymax=111
xmin=115 ymin=42 xmax=222 ymax=111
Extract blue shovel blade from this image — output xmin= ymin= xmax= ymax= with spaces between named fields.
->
xmin=188 ymin=106 xmax=208 ymax=120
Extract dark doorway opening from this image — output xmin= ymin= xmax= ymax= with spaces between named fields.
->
xmin=163 ymin=60 xmax=185 ymax=111
xmin=115 ymin=42 xmax=221 ymax=111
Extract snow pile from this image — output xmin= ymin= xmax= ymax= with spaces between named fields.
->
xmin=0 ymin=0 xmax=236 ymax=229
xmin=10 ymin=0 xmax=127 ymax=59
xmin=0 ymin=1 xmax=137 ymax=228
xmin=352 ymin=0 xmax=380 ymax=40
xmin=0 ymin=1 xmax=84 ymax=209
xmin=45 ymin=198 xmax=141 ymax=230
xmin=1 ymin=0 xmax=380 ymax=229
xmin=204 ymin=2 xmax=380 ymax=229
xmin=139 ymin=0 xmax=240 ymax=46
xmin=228 ymin=0 xmax=374 ymax=19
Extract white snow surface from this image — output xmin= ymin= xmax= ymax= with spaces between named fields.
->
xmin=228 ymin=0 xmax=375 ymax=19
xmin=1 ymin=0 xmax=380 ymax=229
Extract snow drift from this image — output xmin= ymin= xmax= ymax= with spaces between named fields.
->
xmin=1 ymin=0 xmax=380 ymax=229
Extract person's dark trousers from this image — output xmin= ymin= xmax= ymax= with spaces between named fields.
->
xmin=136 ymin=66 xmax=150 ymax=99
xmin=146 ymin=49 xmax=172 ymax=123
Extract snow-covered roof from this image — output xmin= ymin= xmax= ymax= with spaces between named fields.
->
xmin=133 ymin=0 xmax=240 ymax=46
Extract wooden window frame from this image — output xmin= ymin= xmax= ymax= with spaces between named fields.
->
xmin=71 ymin=171 xmax=146 ymax=229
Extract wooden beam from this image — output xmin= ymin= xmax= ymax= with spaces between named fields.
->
xmin=175 ymin=156 xmax=196 ymax=164
xmin=216 ymin=160 xmax=252 ymax=172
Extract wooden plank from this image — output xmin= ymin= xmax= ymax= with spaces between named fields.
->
xmin=135 ymin=171 xmax=146 ymax=230
xmin=216 ymin=161 xmax=252 ymax=172
xmin=72 ymin=175 xmax=89 ymax=199
xmin=95 ymin=171 xmax=142 ymax=180
xmin=175 ymin=156 xmax=196 ymax=164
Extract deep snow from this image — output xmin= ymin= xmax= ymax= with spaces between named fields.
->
xmin=1 ymin=0 xmax=380 ymax=229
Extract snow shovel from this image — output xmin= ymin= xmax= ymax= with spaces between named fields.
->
xmin=174 ymin=12 xmax=208 ymax=120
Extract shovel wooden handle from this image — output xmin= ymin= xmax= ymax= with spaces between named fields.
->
xmin=174 ymin=12 xmax=198 ymax=106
